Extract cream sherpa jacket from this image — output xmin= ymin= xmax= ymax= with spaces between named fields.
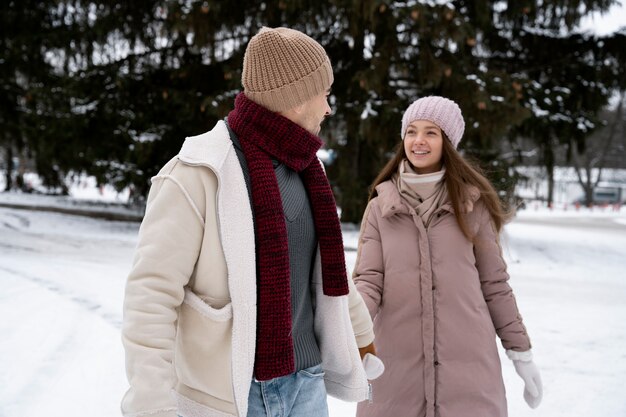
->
xmin=121 ymin=120 xmax=375 ymax=417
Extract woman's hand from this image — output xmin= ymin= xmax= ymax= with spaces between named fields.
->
xmin=507 ymin=349 xmax=543 ymax=408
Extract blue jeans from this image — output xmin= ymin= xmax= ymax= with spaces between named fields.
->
xmin=247 ymin=364 xmax=329 ymax=417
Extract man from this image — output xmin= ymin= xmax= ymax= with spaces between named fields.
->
xmin=121 ymin=27 xmax=376 ymax=417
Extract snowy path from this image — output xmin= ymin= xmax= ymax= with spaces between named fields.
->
xmin=0 ymin=209 xmax=135 ymax=417
xmin=1 ymin=206 xmax=625 ymax=417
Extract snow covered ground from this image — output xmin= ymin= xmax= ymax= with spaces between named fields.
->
xmin=1 ymin=201 xmax=625 ymax=417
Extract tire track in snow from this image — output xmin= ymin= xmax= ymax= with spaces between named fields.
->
xmin=0 ymin=271 xmax=110 ymax=414
xmin=0 ymin=266 xmax=121 ymax=329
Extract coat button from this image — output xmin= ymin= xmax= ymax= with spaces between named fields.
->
xmin=432 ymin=286 xmax=436 ymax=291
xmin=391 ymin=206 xmax=396 ymax=211
xmin=434 ymin=361 xmax=440 ymax=366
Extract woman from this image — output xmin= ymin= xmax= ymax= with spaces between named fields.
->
xmin=354 ymin=96 xmax=542 ymax=417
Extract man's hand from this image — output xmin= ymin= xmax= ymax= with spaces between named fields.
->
xmin=360 ymin=343 xmax=384 ymax=380
xmin=358 ymin=342 xmax=376 ymax=359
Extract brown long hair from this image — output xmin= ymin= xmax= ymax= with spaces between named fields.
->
xmin=368 ymin=134 xmax=512 ymax=240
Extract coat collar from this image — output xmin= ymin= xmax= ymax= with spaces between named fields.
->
xmin=375 ymin=179 xmax=480 ymax=218
xmin=376 ymin=181 xmax=410 ymax=218
xmin=178 ymin=120 xmax=232 ymax=169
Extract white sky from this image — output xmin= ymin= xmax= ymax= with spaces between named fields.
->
xmin=578 ymin=1 xmax=626 ymax=35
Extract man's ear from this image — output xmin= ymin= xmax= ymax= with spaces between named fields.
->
xmin=278 ymin=103 xmax=305 ymax=124
xmin=281 ymin=103 xmax=305 ymax=118
xmin=291 ymin=103 xmax=306 ymax=114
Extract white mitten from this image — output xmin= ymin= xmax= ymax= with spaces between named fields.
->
xmin=507 ymin=350 xmax=543 ymax=409
xmin=362 ymin=353 xmax=385 ymax=380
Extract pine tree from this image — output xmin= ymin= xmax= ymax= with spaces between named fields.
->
xmin=0 ymin=1 xmax=57 ymax=190
xmin=1 ymin=0 xmax=623 ymax=218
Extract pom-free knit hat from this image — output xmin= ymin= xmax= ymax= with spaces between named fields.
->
xmin=401 ymin=96 xmax=465 ymax=148
xmin=242 ymin=27 xmax=333 ymax=113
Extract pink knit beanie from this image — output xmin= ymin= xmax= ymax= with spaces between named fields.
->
xmin=401 ymin=96 xmax=465 ymax=148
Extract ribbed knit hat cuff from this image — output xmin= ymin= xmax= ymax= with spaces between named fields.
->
xmin=245 ymin=56 xmax=333 ymax=113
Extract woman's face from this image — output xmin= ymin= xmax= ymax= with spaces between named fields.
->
xmin=403 ymin=120 xmax=444 ymax=174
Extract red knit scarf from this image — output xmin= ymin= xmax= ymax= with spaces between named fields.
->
xmin=227 ymin=93 xmax=348 ymax=381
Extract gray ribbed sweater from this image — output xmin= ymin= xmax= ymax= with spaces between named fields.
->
xmin=273 ymin=160 xmax=322 ymax=371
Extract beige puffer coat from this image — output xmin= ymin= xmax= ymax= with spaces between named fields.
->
xmin=354 ymin=180 xmax=531 ymax=417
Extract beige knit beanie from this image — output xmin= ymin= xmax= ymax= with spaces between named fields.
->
xmin=242 ymin=27 xmax=333 ymax=113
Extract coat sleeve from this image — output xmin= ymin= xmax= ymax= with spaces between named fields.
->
xmin=121 ymin=161 xmax=209 ymax=417
xmin=352 ymin=200 xmax=385 ymax=320
xmin=473 ymin=202 xmax=532 ymax=352
xmin=347 ymin=277 xmax=375 ymax=348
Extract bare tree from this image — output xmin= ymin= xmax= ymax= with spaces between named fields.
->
xmin=571 ymin=90 xmax=625 ymax=206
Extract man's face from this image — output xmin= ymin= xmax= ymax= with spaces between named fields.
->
xmin=289 ymin=89 xmax=332 ymax=135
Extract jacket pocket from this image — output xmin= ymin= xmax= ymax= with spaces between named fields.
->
xmin=175 ymin=288 xmax=234 ymax=403
xmin=298 ymin=365 xmax=326 ymax=378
